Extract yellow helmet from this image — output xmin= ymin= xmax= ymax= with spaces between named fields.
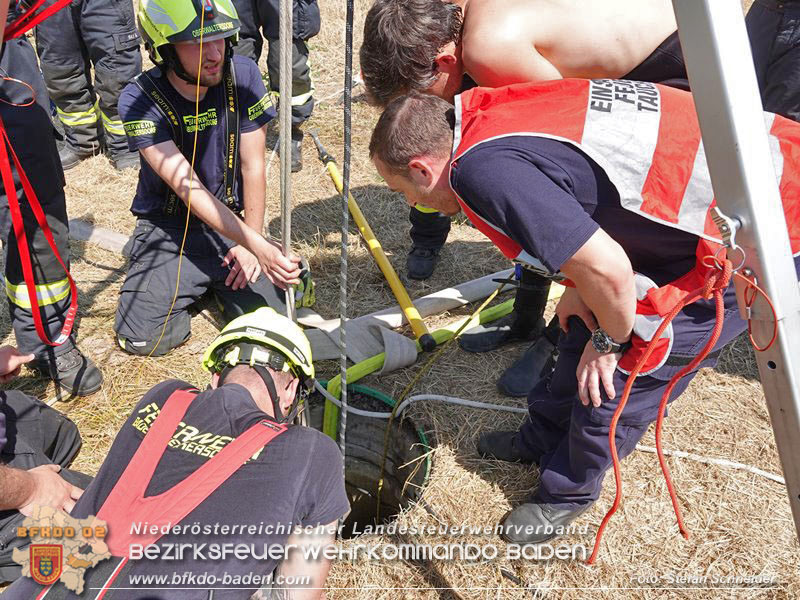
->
xmin=138 ymin=0 xmax=240 ymax=66
xmin=203 ymin=307 xmax=314 ymax=383
xmin=203 ymin=308 xmax=314 ymax=423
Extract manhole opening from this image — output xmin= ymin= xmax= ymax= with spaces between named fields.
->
xmin=308 ymin=384 xmax=433 ymax=539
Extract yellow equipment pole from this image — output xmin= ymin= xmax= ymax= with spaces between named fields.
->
xmin=310 ymin=129 xmax=436 ymax=352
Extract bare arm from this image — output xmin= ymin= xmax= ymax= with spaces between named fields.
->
xmin=0 ymin=464 xmax=82 ymax=515
xmin=560 ymin=229 xmax=636 ymax=407
xmin=276 ymin=522 xmax=337 ymax=600
xmin=139 ymin=140 xmax=300 ymax=288
xmin=560 ymin=228 xmax=636 ymax=343
xmin=0 ymin=0 xmax=8 ymax=45
xmin=240 ymin=125 xmax=267 ymax=233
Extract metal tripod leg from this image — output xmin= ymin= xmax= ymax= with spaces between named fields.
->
xmin=673 ymin=0 xmax=800 ymax=543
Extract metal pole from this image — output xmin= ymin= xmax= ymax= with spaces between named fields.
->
xmin=279 ymin=0 xmax=294 ymax=321
xmin=673 ymin=0 xmax=800 ymax=541
xmin=336 ymin=0 xmax=356 ymax=455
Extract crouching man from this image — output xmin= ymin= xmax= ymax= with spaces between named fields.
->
xmin=368 ymin=82 xmax=800 ymax=542
xmin=115 ymin=0 xmax=308 ymax=357
xmin=4 ymin=307 xmax=349 ymax=598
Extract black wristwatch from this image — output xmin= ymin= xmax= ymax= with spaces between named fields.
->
xmin=591 ymin=328 xmax=632 ymax=354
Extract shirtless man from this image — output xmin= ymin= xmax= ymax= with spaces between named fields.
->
xmin=360 ymin=0 xmax=684 ymax=107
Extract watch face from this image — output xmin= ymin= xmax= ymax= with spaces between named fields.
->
xmin=592 ymin=329 xmax=612 ymax=353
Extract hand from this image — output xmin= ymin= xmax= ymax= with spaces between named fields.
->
xmin=222 ymin=245 xmax=262 ymax=290
xmin=19 ymin=464 xmax=83 ymax=516
xmin=555 ymin=287 xmax=597 ymax=333
xmin=252 ymin=238 xmax=302 ymax=289
xmin=0 ymin=345 xmax=35 ymax=383
xmin=576 ymin=341 xmax=621 ymax=408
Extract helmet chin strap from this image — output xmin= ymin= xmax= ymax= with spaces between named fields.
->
xmin=218 ymin=364 xmax=298 ymax=424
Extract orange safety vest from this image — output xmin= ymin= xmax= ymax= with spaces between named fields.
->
xmin=450 ymin=79 xmax=800 ymax=373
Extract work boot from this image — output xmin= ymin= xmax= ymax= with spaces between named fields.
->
xmin=500 ymin=502 xmax=592 ymax=544
xmin=407 ymin=246 xmax=440 ymax=280
xmin=291 ymin=127 xmax=303 ymax=172
xmin=31 ymin=347 xmax=104 ymax=397
xmin=496 ymin=317 xmax=561 ymax=397
xmin=275 ymin=127 xmax=304 ymax=172
xmin=477 ymin=430 xmax=538 ymax=464
xmin=459 ymin=312 xmax=544 ymax=353
xmin=111 ymin=151 xmax=140 ymax=171
xmin=58 ymin=144 xmax=94 ymax=171
xmin=459 ymin=275 xmax=551 ymax=353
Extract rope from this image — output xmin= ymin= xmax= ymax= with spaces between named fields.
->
xmin=279 ymin=0 xmax=294 ymax=320
xmin=311 ymin=382 xmax=785 ymax=486
xmin=338 ymin=0 xmax=355 ymax=458
xmin=587 ymin=255 xmax=777 ymax=564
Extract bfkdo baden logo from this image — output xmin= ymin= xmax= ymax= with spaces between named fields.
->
xmin=13 ymin=506 xmax=111 ymax=594
xmin=30 ymin=544 xmax=63 ymax=585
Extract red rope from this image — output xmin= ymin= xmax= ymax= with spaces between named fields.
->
xmin=587 ymin=258 xmax=733 ymax=564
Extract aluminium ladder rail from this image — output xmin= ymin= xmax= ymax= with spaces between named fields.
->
xmin=673 ymin=0 xmax=800 ymax=542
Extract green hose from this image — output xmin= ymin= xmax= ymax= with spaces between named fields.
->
xmin=322 ymin=298 xmax=514 ymax=439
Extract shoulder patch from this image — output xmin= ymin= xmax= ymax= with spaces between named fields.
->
xmin=248 ymin=92 xmax=272 ymax=121
xmin=124 ymin=120 xmax=157 ymax=136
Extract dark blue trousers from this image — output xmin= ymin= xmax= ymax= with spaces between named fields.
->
xmin=517 ymin=258 xmax=798 ymax=508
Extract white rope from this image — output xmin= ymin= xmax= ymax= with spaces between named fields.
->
xmin=635 ymin=444 xmax=785 ymax=485
xmin=311 ymin=383 xmax=785 ymax=486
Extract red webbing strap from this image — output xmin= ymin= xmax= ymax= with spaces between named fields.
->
xmin=4 ymin=0 xmax=72 ymax=40
xmin=0 ymin=115 xmax=78 ymax=346
xmin=98 ymin=388 xmax=289 ymax=556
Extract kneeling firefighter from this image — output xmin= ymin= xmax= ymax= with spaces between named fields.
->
xmin=114 ymin=0 xmax=313 ymax=357
xmin=3 ymin=307 xmax=350 ymax=599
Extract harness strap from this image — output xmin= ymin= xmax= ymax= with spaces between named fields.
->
xmin=0 ymin=115 xmax=77 ymax=346
xmin=221 ymin=62 xmax=239 ymax=209
xmin=132 ymin=65 xmax=240 ymax=217
xmin=133 ymin=72 xmax=184 ymax=216
xmin=4 ymin=0 xmax=71 ymax=40
xmin=98 ymin=387 xmax=288 ymax=556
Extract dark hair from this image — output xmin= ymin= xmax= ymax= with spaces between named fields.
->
xmin=369 ymin=91 xmax=455 ymax=174
xmin=360 ymin=0 xmax=463 ymax=107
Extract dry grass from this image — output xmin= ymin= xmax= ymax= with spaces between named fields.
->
xmin=4 ymin=0 xmax=798 ymax=597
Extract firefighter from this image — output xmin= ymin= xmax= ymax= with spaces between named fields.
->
xmin=368 ymin=82 xmax=800 ymax=542
xmin=33 ymin=0 xmax=142 ymax=170
xmin=0 ymin=1 xmax=103 ymax=396
xmin=231 ymin=0 xmax=321 ymax=172
xmin=360 ymin=0 xmax=687 ymax=402
xmin=114 ymin=0 xmax=311 ymax=357
xmin=3 ymin=308 xmax=349 ymax=598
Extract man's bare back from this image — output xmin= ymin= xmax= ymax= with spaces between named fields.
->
xmin=459 ymin=0 xmax=678 ymax=87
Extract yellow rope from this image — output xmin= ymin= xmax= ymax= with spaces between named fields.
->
xmin=137 ymin=10 xmax=206 ymax=374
